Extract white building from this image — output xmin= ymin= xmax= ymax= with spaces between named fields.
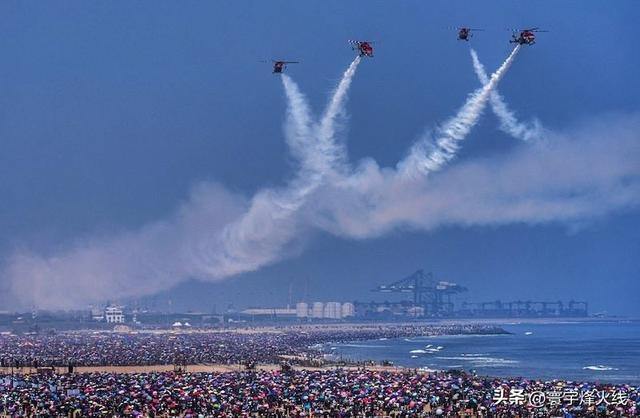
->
xmin=295 ymin=301 xmax=355 ymax=320
xmin=105 ymin=306 xmax=124 ymax=323
xmin=311 ymin=302 xmax=324 ymax=319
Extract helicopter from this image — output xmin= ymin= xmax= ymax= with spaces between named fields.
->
xmin=510 ymin=27 xmax=548 ymax=45
xmin=457 ymin=27 xmax=484 ymax=41
xmin=268 ymin=60 xmax=299 ymax=73
xmin=349 ymin=40 xmax=374 ymax=57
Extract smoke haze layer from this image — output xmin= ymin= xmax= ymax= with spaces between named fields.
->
xmin=3 ymin=58 xmax=363 ymax=309
xmin=2 ymin=51 xmax=639 ymax=309
xmin=308 ymin=113 xmax=640 ymax=238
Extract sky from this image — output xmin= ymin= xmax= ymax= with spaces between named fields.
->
xmin=0 ymin=1 xmax=638 ymax=315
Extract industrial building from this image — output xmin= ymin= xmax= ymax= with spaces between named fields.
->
xmin=233 ymin=302 xmax=355 ymax=322
xmin=239 ymin=308 xmax=297 ymax=318
xmin=356 ymin=269 xmax=589 ymax=319
xmin=229 ymin=269 xmax=589 ymax=321
xmin=457 ymin=300 xmax=589 ymax=318
xmin=104 ymin=306 xmax=125 ymax=323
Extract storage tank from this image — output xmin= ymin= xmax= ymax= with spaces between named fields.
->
xmin=324 ymin=302 xmax=342 ymax=319
xmin=295 ymin=302 xmax=309 ymax=318
xmin=341 ymin=302 xmax=355 ymax=318
xmin=311 ymin=302 xmax=324 ymax=318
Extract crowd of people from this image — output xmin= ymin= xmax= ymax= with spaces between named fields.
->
xmin=0 ymin=368 xmax=636 ymax=417
xmin=1 ymin=326 xmax=636 ymax=416
xmin=0 ymin=325 xmax=505 ymax=368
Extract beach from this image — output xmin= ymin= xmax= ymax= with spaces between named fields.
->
xmin=0 ymin=323 xmax=638 ymax=416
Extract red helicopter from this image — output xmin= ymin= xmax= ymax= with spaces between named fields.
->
xmin=510 ymin=27 xmax=548 ymax=45
xmin=349 ymin=40 xmax=374 ymax=57
xmin=456 ymin=27 xmax=484 ymax=41
xmin=261 ymin=60 xmax=299 ymax=74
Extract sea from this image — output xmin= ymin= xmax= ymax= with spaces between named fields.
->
xmin=329 ymin=321 xmax=640 ymax=384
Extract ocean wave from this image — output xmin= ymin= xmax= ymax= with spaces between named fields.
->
xmin=437 ymin=356 xmax=519 ymax=366
xmin=411 ymin=334 xmax=507 ymax=340
xmin=422 ymin=345 xmax=443 ymax=352
xmin=583 ymin=365 xmax=619 ymax=371
xmin=340 ymin=344 xmax=386 ymax=348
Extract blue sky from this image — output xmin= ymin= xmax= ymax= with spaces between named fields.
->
xmin=0 ymin=1 xmax=638 ymax=314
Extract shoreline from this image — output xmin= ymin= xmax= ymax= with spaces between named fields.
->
xmin=2 ymin=317 xmax=632 ymax=336
xmin=2 ymin=322 xmax=637 ymax=385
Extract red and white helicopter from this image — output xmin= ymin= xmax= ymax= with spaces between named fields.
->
xmin=349 ymin=40 xmax=374 ymax=57
xmin=510 ymin=27 xmax=548 ymax=45
xmin=456 ymin=27 xmax=484 ymax=41
xmin=260 ymin=60 xmax=299 ymax=74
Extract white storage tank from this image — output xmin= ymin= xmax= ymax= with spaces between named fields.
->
xmin=311 ymin=302 xmax=324 ymax=318
xmin=324 ymin=302 xmax=342 ymax=319
xmin=296 ymin=302 xmax=309 ymax=318
xmin=341 ymin=302 xmax=355 ymax=318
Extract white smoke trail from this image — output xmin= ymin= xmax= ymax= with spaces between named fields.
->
xmin=309 ymin=113 xmax=640 ymax=240
xmin=200 ymin=58 xmax=365 ymax=282
xmin=399 ymin=46 xmax=521 ymax=177
xmin=6 ymin=111 xmax=639 ymax=310
xmin=280 ymin=74 xmax=314 ymax=163
xmin=3 ymin=74 xmax=331 ymax=309
xmin=205 ymin=76 xmax=323 ymax=279
xmin=470 ymin=49 xmax=543 ymax=142
xmin=6 ymin=45 xmax=637 ymax=311
xmin=189 ymin=51 xmax=519 ymax=280
xmin=315 ymin=56 xmax=362 ymax=175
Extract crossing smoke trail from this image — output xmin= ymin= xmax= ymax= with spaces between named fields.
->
xmin=470 ymin=49 xmax=543 ymax=142
xmin=237 ymin=52 xmax=524 ymax=247
xmin=208 ymin=76 xmax=320 ymax=277
xmin=308 ymin=112 xmax=640 ymax=240
xmin=281 ymin=56 xmax=361 ymax=176
xmin=5 ymin=44 xmax=637 ymax=311
xmin=188 ymin=58 xmax=364 ymax=284
xmin=3 ymin=64 xmax=365 ymax=309
xmin=399 ymin=45 xmax=521 ymax=177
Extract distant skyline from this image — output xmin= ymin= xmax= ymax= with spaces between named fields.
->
xmin=0 ymin=1 xmax=638 ymax=315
